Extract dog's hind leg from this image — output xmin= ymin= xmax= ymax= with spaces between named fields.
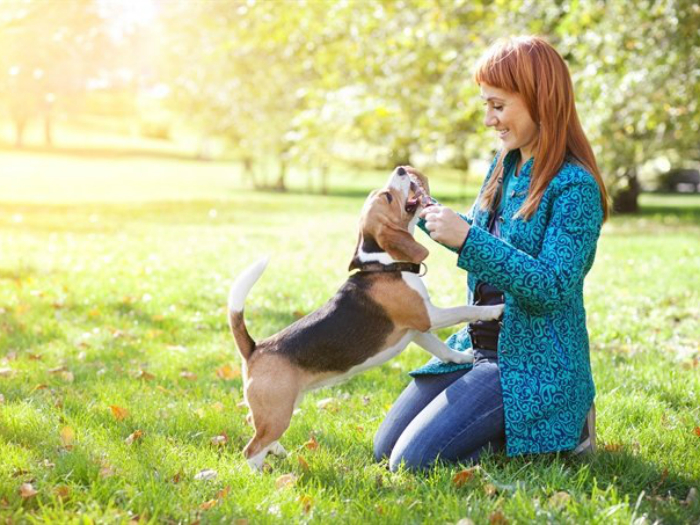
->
xmin=243 ymin=373 xmax=298 ymax=471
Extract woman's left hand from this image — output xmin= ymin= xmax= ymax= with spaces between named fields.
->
xmin=419 ymin=205 xmax=471 ymax=250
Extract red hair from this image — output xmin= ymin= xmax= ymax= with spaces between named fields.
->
xmin=474 ymin=36 xmax=609 ymax=221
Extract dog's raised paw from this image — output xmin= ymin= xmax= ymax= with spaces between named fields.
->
xmin=445 ymin=350 xmax=474 ymax=364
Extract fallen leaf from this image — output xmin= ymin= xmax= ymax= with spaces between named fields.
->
xmin=604 ymin=442 xmax=623 ymax=452
xmin=54 ymin=485 xmax=71 ymax=500
xmin=48 ymin=366 xmax=67 ymax=374
xmin=60 ymin=371 xmax=75 ymax=383
xmin=99 ymin=465 xmax=116 ymax=478
xmin=304 ymin=434 xmax=319 ymax=451
xmin=171 ymin=472 xmax=182 ymax=484
xmin=60 ymin=426 xmax=75 ymax=448
xmin=135 ymin=369 xmax=155 ymax=381
xmin=484 ymin=483 xmax=498 ymax=497
xmin=211 ymin=434 xmax=228 ymax=447
xmin=41 ymin=459 xmax=55 ymax=469
xmin=200 ymin=499 xmax=218 ymax=510
xmin=489 ymin=510 xmax=508 ymax=524
xmin=125 ymin=430 xmax=144 ymax=445
xmin=298 ymin=494 xmax=313 ymax=514
xmin=31 ymin=384 xmax=48 ymax=392
xmin=109 ymin=405 xmax=129 ymax=421
xmin=194 ymin=469 xmax=217 ymax=481
xmin=693 ymin=427 xmax=700 ymax=437
xmin=548 ymin=491 xmax=571 ymax=508
xmin=28 ymin=354 xmax=42 ymax=361
xmin=180 ymin=371 xmax=197 ymax=381
xmin=452 ymin=468 xmax=477 ymax=488
xmin=19 ymin=483 xmax=38 ymax=499
xmin=297 ymin=456 xmax=309 ymax=471
xmin=217 ymin=486 xmax=231 ymax=499
xmin=275 ymin=473 xmax=297 ymax=489
xmin=215 ymin=364 xmax=240 ymax=380
xmin=316 ymin=397 xmax=335 ymax=410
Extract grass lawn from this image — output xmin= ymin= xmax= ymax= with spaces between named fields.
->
xmin=1 ymin=148 xmax=699 ymax=524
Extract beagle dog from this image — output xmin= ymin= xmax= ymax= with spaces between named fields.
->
xmin=228 ymin=167 xmax=504 ymax=470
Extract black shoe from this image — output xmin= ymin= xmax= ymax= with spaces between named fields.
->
xmin=574 ymin=403 xmax=596 ymax=455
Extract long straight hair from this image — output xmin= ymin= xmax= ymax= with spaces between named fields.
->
xmin=474 ymin=36 xmax=609 ymax=221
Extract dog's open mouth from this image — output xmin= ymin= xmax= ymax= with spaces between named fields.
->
xmin=405 ymin=176 xmax=432 ymax=213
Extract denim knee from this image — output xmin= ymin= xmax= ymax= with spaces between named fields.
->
xmin=373 ymin=427 xmax=392 ymax=463
xmin=388 ymin=445 xmax=434 ymax=472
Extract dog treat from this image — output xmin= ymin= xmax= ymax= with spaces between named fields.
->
xmin=407 ymin=175 xmax=433 ymax=210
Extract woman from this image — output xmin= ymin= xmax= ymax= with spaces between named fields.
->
xmin=373 ymin=36 xmax=609 ymax=472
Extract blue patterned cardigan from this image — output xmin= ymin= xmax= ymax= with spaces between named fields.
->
xmin=410 ymin=151 xmax=604 ymax=456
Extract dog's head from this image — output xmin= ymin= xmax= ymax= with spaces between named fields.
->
xmin=349 ymin=167 xmax=431 ymax=270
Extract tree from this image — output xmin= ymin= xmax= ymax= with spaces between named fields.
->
xmin=0 ymin=0 xmax=112 ymax=147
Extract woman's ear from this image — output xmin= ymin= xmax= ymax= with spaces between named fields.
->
xmin=376 ymin=223 xmax=429 ymax=264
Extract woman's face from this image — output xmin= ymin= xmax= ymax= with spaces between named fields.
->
xmin=480 ymin=83 xmax=539 ymax=158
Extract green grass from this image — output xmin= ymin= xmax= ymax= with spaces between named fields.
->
xmin=1 ymin=149 xmax=699 ymax=524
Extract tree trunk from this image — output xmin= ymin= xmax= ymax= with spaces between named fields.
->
xmin=612 ymin=168 xmax=640 ymax=214
xmin=275 ymin=157 xmax=287 ymax=191
xmin=320 ymin=164 xmax=329 ymax=195
xmin=44 ymin=114 xmax=53 ymax=146
xmin=14 ymin=118 xmax=27 ymax=148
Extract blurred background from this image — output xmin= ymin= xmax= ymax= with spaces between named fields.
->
xmin=0 ymin=0 xmax=698 ymax=210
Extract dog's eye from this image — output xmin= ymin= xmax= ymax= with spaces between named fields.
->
xmin=384 ymin=192 xmax=393 ymax=203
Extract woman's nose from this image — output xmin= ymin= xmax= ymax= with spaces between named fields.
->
xmin=484 ymin=112 xmax=498 ymax=128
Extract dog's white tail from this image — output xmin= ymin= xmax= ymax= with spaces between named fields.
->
xmin=228 ymin=257 xmax=269 ymax=360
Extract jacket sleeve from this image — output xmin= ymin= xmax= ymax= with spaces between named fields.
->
xmin=456 ymin=177 xmax=604 ymax=314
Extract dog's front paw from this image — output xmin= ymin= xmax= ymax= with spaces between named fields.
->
xmin=481 ymin=304 xmax=505 ymax=321
xmin=443 ymin=349 xmax=474 ymax=364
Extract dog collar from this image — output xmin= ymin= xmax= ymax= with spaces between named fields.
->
xmin=355 ymin=262 xmax=426 ymax=276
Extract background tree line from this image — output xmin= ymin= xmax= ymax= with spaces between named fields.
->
xmin=1 ymin=0 xmax=698 ymax=211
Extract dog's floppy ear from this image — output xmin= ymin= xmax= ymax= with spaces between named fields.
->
xmin=376 ymin=223 xmax=429 ymax=264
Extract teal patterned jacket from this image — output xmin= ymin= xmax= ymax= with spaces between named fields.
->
xmin=410 ymin=151 xmax=604 ymax=456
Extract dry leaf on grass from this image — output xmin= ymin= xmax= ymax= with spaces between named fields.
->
xmin=452 ymin=468 xmax=477 ymax=488
xmin=109 ymin=405 xmax=129 ymax=421
xmin=54 ymin=485 xmax=71 ymax=500
xmin=125 ymin=430 xmax=144 ymax=445
xmin=200 ymin=499 xmax=218 ymax=510
xmin=304 ymin=435 xmax=319 ymax=451
xmin=297 ymin=456 xmax=309 ymax=471
xmin=60 ymin=426 xmax=75 ymax=448
xmin=194 ymin=469 xmax=218 ymax=481
xmin=134 ymin=369 xmax=155 ymax=381
xmin=693 ymin=427 xmax=700 ymax=437
xmin=316 ymin=398 xmax=335 ymax=410
xmin=19 ymin=483 xmax=38 ymax=499
xmin=298 ymin=494 xmax=313 ymax=514
xmin=275 ymin=473 xmax=297 ymax=489
xmin=48 ymin=366 xmax=67 ymax=374
xmin=489 ymin=510 xmax=508 ymax=525
xmin=548 ymin=491 xmax=571 ymax=508
xmin=215 ymin=364 xmax=240 ymax=380
xmin=180 ymin=371 xmax=197 ymax=381
xmin=211 ymin=434 xmax=228 ymax=447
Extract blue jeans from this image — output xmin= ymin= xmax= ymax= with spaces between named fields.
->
xmin=373 ymin=352 xmax=506 ymax=471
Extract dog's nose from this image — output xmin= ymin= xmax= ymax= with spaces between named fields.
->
xmin=396 ymin=167 xmax=407 ymax=176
